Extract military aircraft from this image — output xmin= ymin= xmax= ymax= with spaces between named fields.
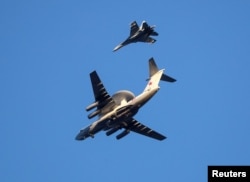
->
xmin=113 ymin=21 xmax=159 ymax=52
xmin=75 ymin=58 xmax=176 ymax=141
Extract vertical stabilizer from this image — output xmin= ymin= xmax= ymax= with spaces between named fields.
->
xmin=148 ymin=57 xmax=159 ymax=77
xmin=144 ymin=58 xmax=176 ymax=92
xmin=141 ymin=21 xmax=149 ymax=30
xmin=130 ymin=21 xmax=139 ymax=36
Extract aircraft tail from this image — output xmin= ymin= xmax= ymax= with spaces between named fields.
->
xmin=148 ymin=58 xmax=176 ymax=82
xmin=141 ymin=21 xmax=149 ymax=29
xmin=144 ymin=58 xmax=176 ymax=92
xmin=130 ymin=21 xmax=139 ymax=36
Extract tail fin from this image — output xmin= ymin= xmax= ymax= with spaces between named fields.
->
xmin=141 ymin=21 xmax=149 ymax=30
xmin=148 ymin=58 xmax=176 ymax=82
xmin=144 ymin=58 xmax=176 ymax=92
xmin=130 ymin=21 xmax=139 ymax=36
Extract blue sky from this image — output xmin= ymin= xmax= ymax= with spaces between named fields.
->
xmin=1 ymin=0 xmax=250 ymax=181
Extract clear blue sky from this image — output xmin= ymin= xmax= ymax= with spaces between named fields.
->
xmin=1 ymin=1 xmax=250 ymax=181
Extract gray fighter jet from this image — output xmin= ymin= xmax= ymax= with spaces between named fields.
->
xmin=75 ymin=58 xmax=176 ymax=141
xmin=113 ymin=21 xmax=159 ymax=52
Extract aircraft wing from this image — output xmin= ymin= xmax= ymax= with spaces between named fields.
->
xmin=145 ymin=37 xmax=156 ymax=43
xmin=130 ymin=21 xmax=139 ymax=36
xmin=90 ymin=71 xmax=115 ymax=110
xmin=125 ymin=118 xmax=166 ymax=141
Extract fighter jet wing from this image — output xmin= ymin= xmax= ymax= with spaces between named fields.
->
xmin=130 ymin=21 xmax=139 ymax=36
xmin=125 ymin=118 xmax=166 ymax=141
xmin=90 ymin=71 xmax=115 ymax=110
xmin=145 ymin=37 xmax=156 ymax=43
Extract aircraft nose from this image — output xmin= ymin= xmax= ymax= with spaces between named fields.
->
xmin=75 ymin=130 xmax=85 ymax=140
xmin=75 ymin=134 xmax=82 ymax=140
xmin=75 ymin=126 xmax=92 ymax=140
xmin=113 ymin=44 xmax=122 ymax=52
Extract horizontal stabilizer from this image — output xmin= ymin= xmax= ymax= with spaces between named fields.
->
xmin=151 ymin=31 xmax=158 ymax=36
xmin=148 ymin=57 xmax=176 ymax=82
xmin=161 ymin=73 xmax=176 ymax=82
xmin=145 ymin=37 xmax=156 ymax=43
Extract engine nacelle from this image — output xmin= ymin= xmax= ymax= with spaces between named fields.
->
xmin=106 ymin=128 xmax=120 ymax=136
xmin=88 ymin=109 xmax=101 ymax=119
xmin=116 ymin=130 xmax=130 ymax=140
xmin=86 ymin=102 xmax=99 ymax=111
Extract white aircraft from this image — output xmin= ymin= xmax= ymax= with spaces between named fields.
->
xmin=75 ymin=58 xmax=176 ymax=141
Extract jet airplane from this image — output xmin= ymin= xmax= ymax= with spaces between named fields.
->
xmin=75 ymin=58 xmax=176 ymax=141
xmin=113 ymin=21 xmax=159 ymax=52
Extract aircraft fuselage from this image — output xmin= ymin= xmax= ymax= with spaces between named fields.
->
xmin=76 ymin=58 xmax=176 ymax=141
xmin=75 ymin=87 xmax=159 ymax=140
xmin=129 ymin=27 xmax=156 ymax=42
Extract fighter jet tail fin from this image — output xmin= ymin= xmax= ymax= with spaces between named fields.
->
xmin=141 ymin=21 xmax=149 ymax=29
xmin=130 ymin=21 xmax=139 ymax=36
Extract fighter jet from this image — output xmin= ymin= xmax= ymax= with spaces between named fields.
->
xmin=75 ymin=58 xmax=176 ymax=141
xmin=113 ymin=21 xmax=159 ymax=52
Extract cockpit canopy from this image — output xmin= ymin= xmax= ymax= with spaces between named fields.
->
xmin=111 ymin=90 xmax=135 ymax=106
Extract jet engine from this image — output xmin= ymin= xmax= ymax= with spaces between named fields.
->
xmin=88 ymin=109 xmax=101 ymax=119
xmin=106 ymin=127 xmax=120 ymax=136
xmin=116 ymin=130 xmax=130 ymax=140
xmin=86 ymin=101 xmax=99 ymax=111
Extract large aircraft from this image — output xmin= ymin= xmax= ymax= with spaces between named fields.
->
xmin=75 ymin=58 xmax=176 ymax=141
xmin=113 ymin=21 xmax=159 ymax=52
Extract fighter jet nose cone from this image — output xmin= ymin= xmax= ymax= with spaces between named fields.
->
xmin=75 ymin=134 xmax=81 ymax=140
xmin=113 ymin=45 xmax=122 ymax=52
xmin=75 ymin=131 xmax=85 ymax=140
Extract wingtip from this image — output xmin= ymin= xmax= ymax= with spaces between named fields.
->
xmin=90 ymin=70 xmax=97 ymax=75
xmin=159 ymin=135 xmax=167 ymax=141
